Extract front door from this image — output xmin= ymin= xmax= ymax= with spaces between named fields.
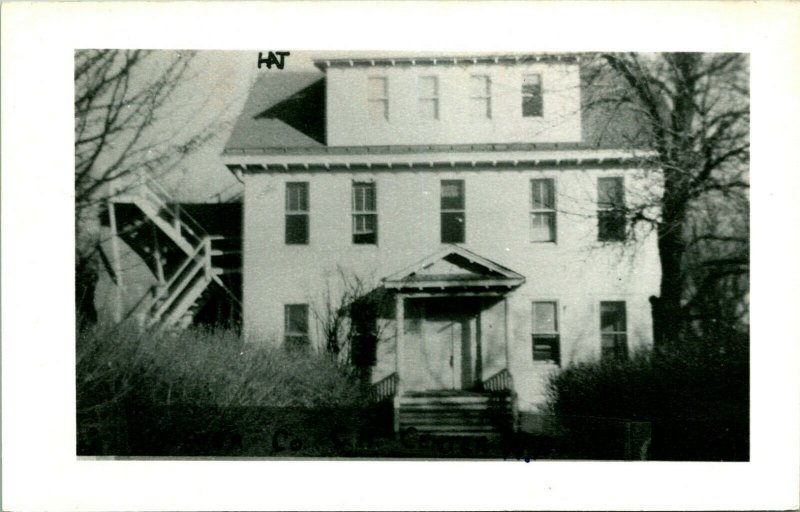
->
xmin=421 ymin=298 xmax=475 ymax=390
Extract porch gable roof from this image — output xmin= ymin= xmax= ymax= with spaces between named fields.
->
xmin=383 ymin=245 xmax=525 ymax=291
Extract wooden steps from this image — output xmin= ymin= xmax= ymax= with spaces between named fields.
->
xmin=397 ymin=391 xmax=514 ymax=436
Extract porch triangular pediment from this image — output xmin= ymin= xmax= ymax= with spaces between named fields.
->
xmin=383 ymin=245 xmax=525 ymax=290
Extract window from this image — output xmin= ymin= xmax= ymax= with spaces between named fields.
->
xmin=600 ymin=301 xmax=628 ymax=361
xmin=597 ymin=177 xmax=626 ymax=241
xmin=418 ymin=76 xmax=439 ymax=120
xmin=441 ymin=180 xmax=465 ymax=243
xmin=531 ymin=178 xmax=556 ymax=242
xmin=367 ymin=76 xmax=389 ymax=121
xmin=522 ymin=74 xmax=543 ymax=117
xmin=469 ymin=75 xmax=491 ymax=119
xmin=352 ymin=181 xmax=377 ymax=244
xmin=532 ymin=301 xmax=560 ymax=365
xmin=284 ymin=304 xmax=309 ymax=350
xmin=285 ymin=182 xmax=309 ymax=244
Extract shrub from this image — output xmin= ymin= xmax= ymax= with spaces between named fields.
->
xmin=77 ymin=323 xmax=367 ymax=455
xmin=546 ymin=339 xmax=748 ymax=461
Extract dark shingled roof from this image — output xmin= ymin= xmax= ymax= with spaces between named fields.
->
xmin=223 ymin=66 xmax=651 ymax=155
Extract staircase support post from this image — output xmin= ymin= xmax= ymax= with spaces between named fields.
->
xmin=108 ymin=200 xmax=125 ymax=323
xmin=152 ymin=224 xmax=166 ymax=285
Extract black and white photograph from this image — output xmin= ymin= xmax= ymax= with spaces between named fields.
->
xmin=76 ymin=49 xmax=749 ymax=461
xmin=3 ymin=2 xmax=799 ymax=511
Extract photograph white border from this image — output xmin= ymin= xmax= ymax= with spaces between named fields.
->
xmin=2 ymin=2 xmax=799 ymax=510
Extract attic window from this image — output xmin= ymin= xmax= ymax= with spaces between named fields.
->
xmin=522 ymin=74 xmax=543 ymax=117
xmin=368 ymin=76 xmax=389 ymax=121
xmin=469 ymin=75 xmax=491 ymax=119
xmin=418 ymin=76 xmax=439 ymax=120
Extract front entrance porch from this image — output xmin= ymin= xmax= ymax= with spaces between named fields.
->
xmin=379 ymin=245 xmax=526 ymax=434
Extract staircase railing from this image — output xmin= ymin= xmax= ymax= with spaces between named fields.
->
xmin=136 ymin=176 xmax=209 ymax=248
xmin=114 ymin=172 xmax=242 ymax=327
xmin=206 ymin=236 xmax=243 ymax=310
xmin=483 ymin=369 xmax=514 ymax=393
xmin=482 ymin=369 xmax=519 ymax=432
xmin=149 ymin=237 xmax=212 ymax=324
xmin=370 ymin=373 xmax=399 ymax=402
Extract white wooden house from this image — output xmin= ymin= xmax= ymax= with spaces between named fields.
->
xmin=218 ymin=53 xmax=660 ymax=433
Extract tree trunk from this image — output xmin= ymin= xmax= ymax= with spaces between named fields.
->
xmin=653 ymin=192 xmax=688 ymax=349
xmin=76 ymin=251 xmax=99 ymax=330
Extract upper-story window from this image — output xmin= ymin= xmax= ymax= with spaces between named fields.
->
xmin=418 ymin=76 xmax=439 ymax=120
xmin=531 ymin=178 xmax=556 ymax=242
xmin=352 ymin=181 xmax=377 ymax=245
xmin=597 ymin=177 xmax=626 ymax=241
xmin=441 ymin=180 xmax=465 ymax=244
xmin=600 ymin=301 xmax=628 ymax=361
xmin=285 ymin=182 xmax=309 ymax=245
xmin=469 ymin=75 xmax=492 ymax=119
xmin=522 ymin=74 xmax=543 ymax=117
xmin=368 ymin=76 xmax=389 ymax=121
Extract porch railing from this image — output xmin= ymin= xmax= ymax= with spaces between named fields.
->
xmin=370 ymin=373 xmax=398 ymax=402
xmin=483 ymin=368 xmax=514 ymax=393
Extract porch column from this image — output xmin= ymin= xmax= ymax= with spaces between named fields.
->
xmin=395 ymin=293 xmax=405 ymax=395
xmin=504 ymin=296 xmax=511 ymax=370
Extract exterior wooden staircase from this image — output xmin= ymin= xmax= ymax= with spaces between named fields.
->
xmin=109 ymin=175 xmax=241 ymax=329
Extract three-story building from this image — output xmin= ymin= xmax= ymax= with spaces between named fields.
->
xmin=222 ymin=53 xmax=660 ymax=417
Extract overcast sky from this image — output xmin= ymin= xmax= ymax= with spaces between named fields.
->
xmin=160 ymin=50 xmax=321 ymax=202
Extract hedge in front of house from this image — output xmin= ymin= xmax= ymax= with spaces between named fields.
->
xmin=76 ymin=323 xmax=374 ymax=455
xmin=546 ymin=339 xmax=748 ymax=461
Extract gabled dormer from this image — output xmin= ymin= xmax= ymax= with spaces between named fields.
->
xmin=315 ymin=54 xmax=582 ymax=147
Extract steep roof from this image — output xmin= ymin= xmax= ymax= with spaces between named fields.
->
xmin=223 ymin=65 xmax=651 ymax=156
xmin=224 ymin=72 xmax=326 ymax=152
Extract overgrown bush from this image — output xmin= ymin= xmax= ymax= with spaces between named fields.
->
xmin=77 ymin=323 xmax=368 ymax=455
xmin=546 ymin=336 xmax=749 ymax=461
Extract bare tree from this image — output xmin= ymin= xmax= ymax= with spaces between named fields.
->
xmin=74 ymin=50 xmax=215 ymax=326
xmin=584 ymin=53 xmax=749 ymax=348
xmin=312 ymin=268 xmax=393 ymax=387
